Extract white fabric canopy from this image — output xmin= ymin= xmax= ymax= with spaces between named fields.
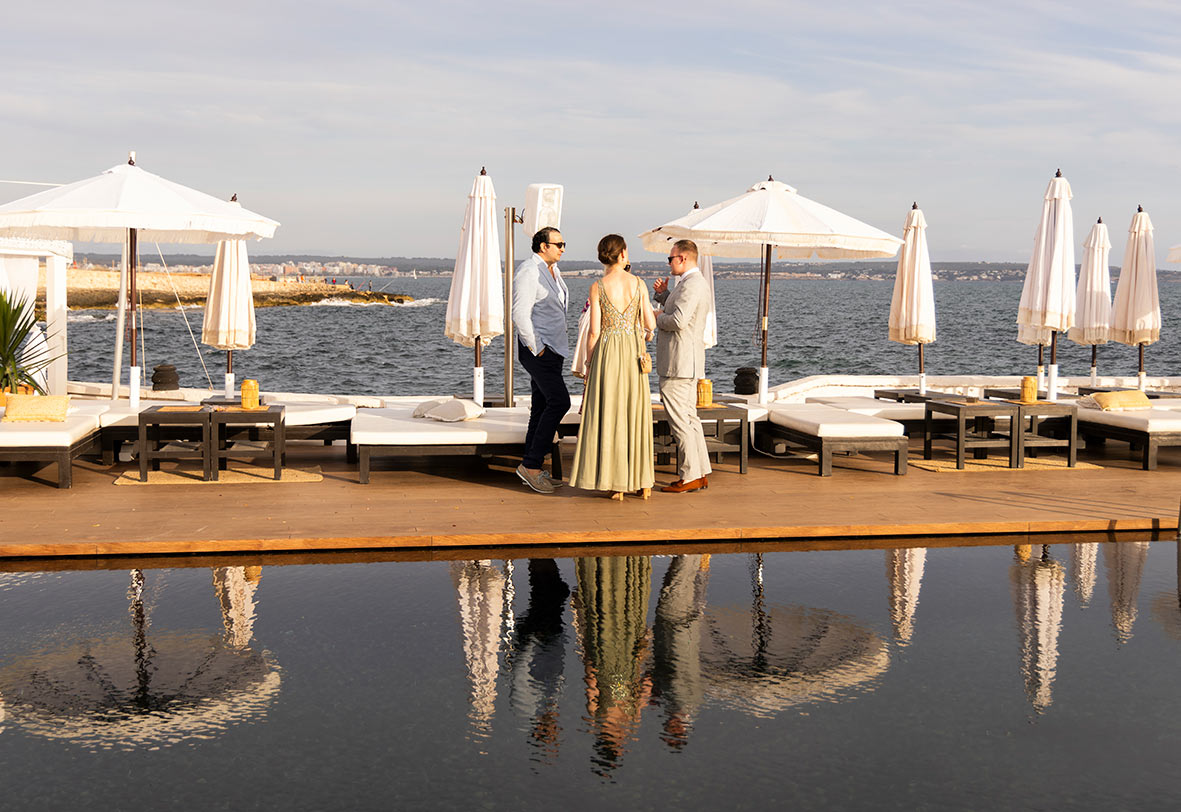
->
xmin=638 ymin=179 xmax=902 ymax=259
xmin=1017 ymin=174 xmax=1075 ymax=339
xmin=1167 ymin=244 xmax=1181 ymax=263
xmin=1069 ymin=221 xmax=1112 ymax=346
xmin=0 ymin=163 xmax=278 ymax=243
xmin=1111 ymin=209 xmax=1160 ymax=346
xmin=202 ymin=238 xmax=256 ymax=351
xmin=888 ymin=207 xmax=936 ymax=346
xmin=445 ymin=173 xmax=504 ymax=348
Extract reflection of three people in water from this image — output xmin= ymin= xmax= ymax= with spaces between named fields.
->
xmin=455 ymin=555 xmax=709 ymax=775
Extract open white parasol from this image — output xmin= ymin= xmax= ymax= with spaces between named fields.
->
xmin=202 ymin=200 xmax=258 ymax=397
xmin=1068 ymin=219 xmax=1113 ymax=384
xmin=640 ymin=178 xmax=901 ymax=403
xmin=1016 ymin=171 xmax=1075 ymax=401
xmin=1111 ymin=207 xmax=1160 ymax=389
xmin=0 ymin=155 xmax=278 ymax=407
xmin=888 ymin=204 xmax=936 ymax=393
xmin=445 ymin=169 xmax=504 ymax=406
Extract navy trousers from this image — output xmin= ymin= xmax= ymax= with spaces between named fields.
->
xmin=518 ymin=341 xmax=571 ymax=470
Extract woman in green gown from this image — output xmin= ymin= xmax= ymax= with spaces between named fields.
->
xmin=569 ymin=235 xmax=656 ymax=500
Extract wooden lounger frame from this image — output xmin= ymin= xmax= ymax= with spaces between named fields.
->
xmin=0 ymin=431 xmax=102 ymax=488
xmin=1079 ymin=422 xmax=1181 ymax=471
xmin=757 ymin=422 xmax=908 ymax=476
xmin=357 ymin=440 xmax=562 ymax=484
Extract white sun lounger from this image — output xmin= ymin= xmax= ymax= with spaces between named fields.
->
xmin=350 ymin=402 xmax=545 ymax=484
xmin=760 ymin=402 xmax=907 ymax=476
xmin=0 ymin=404 xmax=103 ymax=488
xmin=1077 ymin=405 xmax=1181 ymax=470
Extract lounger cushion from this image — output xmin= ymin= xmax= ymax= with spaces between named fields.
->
xmin=351 ymin=406 xmax=529 ymax=445
xmin=805 ymin=396 xmax=945 ymax=422
xmin=276 ymin=402 xmax=356 ymax=426
xmin=412 ymin=398 xmax=452 ymax=418
xmin=0 ymin=413 xmax=99 ymax=446
xmin=1 ymin=394 xmax=70 ymax=422
xmin=1093 ymin=390 xmax=1152 ymax=411
xmin=425 ymin=399 xmax=484 ymax=422
xmin=1077 ymin=407 xmax=1181 ymax=432
xmin=767 ymin=403 xmax=904 ymax=438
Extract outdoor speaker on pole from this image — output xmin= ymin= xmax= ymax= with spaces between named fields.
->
xmin=522 ymin=184 xmax=563 ymax=238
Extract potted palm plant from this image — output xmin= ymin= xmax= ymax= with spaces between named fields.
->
xmin=0 ymin=289 xmax=57 ymax=395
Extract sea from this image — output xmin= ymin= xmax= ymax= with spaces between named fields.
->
xmin=58 ymin=276 xmax=1181 ymax=396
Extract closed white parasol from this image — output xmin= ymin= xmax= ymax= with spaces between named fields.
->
xmin=1016 ymin=171 xmax=1075 ymax=401
xmin=1068 ymin=219 xmax=1113 ymax=384
xmin=0 ymin=155 xmax=278 ymax=407
xmin=202 ymin=199 xmax=258 ymax=397
xmin=445 ymin=169 xmax=504 ymax=406
xmin=1111 ymin=207 xmax=1160 ymax=389
xmin=640 ymin=178 xmax=901 ymax=402
xmin=888 ymin=204 xmax=936 ymax=393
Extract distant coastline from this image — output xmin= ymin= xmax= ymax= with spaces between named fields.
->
xmin=37 ymin=268 xmax=412 ymax=310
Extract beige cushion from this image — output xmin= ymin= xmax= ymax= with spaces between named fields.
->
xmin=426 ymin=399 xmax=484 ymax=423
xmin=1093 ymin=390 xmax=1152 ymax=411
xmin=1078 ymin=407 xmax=1181 ymax=432
xmin=351 ymin=406 xmax=529 ymax=445
xmin=768 ymin=403 xmax=904 ymax=438
xmin=1 ymin=394 xmax=70 ymax=422
xmin=805 ymin=396 xmax=947 ymax=422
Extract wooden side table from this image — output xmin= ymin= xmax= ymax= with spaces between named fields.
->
xmin=1013 ymin=401 xmax=1078 ymax=467
xmin=874 ymin=388 xmax=931 ymax=403
xmin=211 ymin=405 xmax=286 ymax=481
xmin=138 ymin=405 xmax=212 ymax=482
xmin=923 ymin=399 xmax=1019 ymax=469
xmin=653 ymin=402 xmax=749 ymax=474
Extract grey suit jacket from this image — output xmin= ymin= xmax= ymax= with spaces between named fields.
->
xmin=655 ymin=270 xmax=709 ymax=378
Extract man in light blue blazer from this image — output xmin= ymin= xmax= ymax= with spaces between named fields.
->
xmin=654 ymin=239 xmax=712 ymax=493
xmin=512 ymin=227 xmax=571 ymax=494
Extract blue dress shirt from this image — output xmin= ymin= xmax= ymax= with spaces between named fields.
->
xmin=512 ymin=252 xmax=569 ymax=357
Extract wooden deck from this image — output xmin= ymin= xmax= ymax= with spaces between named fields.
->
xmin=3 ymin=438 xmax=1180 ymax=560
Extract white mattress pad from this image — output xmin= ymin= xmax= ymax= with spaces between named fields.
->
xmin=767 ymin=403 xmax=905 ymax=438
xmin=351 ymin=406 xmax=530 ymax=445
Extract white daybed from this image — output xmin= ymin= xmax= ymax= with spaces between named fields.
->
xmin=758 ymin=402 xmax=908 ymax=476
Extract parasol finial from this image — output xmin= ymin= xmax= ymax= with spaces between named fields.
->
xmin=767 ymin=174 xmax=774 ymax=182
xmin=1138 ymin=204 xmax=1143 ymax=212
xmin=912 ymin=201 xmax=918 ymax=210
xmin=128 ymin=151 xmax=136 ymax=166
xmin=1055 ymin=168 xmax=1061 ymax=177
xmin=479 ymin=166 xmax=486 ymax=175
xmin=693 ymin=201 xmax=700 ymax=209
xmin=230 ymin=193 xmax=238 ymax=202
xmin=1097 ymin=216 xmax=1103 ymax=224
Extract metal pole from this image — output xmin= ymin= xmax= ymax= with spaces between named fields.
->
xmin=918 ymin=343 xmax=925 ymax=374
xmin=129 ymin=227 xmax=138 ymax=367
xmin=760 ymin=243 xmax=771 ymax=368
xmin=504 ymin=206 xmax=515 ymax=408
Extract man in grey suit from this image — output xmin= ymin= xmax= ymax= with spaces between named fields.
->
xmin=654 ymin=239 xmax=712 ymax=493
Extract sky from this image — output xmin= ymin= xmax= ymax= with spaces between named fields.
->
xmin=3 ymin=0 xmax=1181 ymax=263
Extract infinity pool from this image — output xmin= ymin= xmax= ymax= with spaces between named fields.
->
xmin=2 ymin=540 xmax=1178 ymax=809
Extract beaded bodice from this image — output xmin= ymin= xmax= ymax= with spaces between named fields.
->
xmin=599 ymin=281 xmax=641 ymax=336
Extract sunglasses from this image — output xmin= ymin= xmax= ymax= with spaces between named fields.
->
xmin=546 ymin=241 xmax=567 ymax=249
xmin=667 ymin=255 xmax=684 ymax=264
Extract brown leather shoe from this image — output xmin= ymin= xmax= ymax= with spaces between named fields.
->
xmin=660 ymin=476 xmax=708 ymax=493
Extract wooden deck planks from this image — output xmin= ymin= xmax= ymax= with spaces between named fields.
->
xmin=2 ymin=439 xmax=1180 ymax=559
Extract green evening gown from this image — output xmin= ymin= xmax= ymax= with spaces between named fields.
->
xmin=569 ymin=281 xmax=655 ymax=492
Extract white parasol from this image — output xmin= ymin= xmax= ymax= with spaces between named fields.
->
xmin=888 ymin=205 xmax=936 ymax=394
xmin=1016 ymin=171 xmax=1075 ymax=401
xmin=445 ymin=169 xmax=504 ymax=406
xmin=202 ymin=203 xmax=257 ymax=397
xmin=1111 ymin=207 xmax=1160 ymax=389
xmin=639 ymin=178 xmax=901 ymax=403
xmin=0 ymin=155 xmax=278 ymax=407
xmin=1068 ymin=219 xmax=1113 ymax=384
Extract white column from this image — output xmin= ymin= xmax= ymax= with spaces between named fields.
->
xmin=45 ymin=255 xmax=68 ymax=396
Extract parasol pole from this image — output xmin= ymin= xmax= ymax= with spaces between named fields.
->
xmin=1139 ymin=343 xmax=1146 ymax=391
xmin=1091 ymin=345 xmax=1098 ymax=386
xmin=111 ymin=234 xmax=129 ymax=400
xmin=226 ymin=349 xmax=234 ymax=397
xmin=1047 ymin=330 xmax=1059 ymax=401
xmin=473 ymin=338 xmax=483 ymax=406
xmin=504 ymin=205 xmax=520 ymax=408
xmin=758 ymin=242 xmax=772 ymax=404
xmin=128 ymin=224 xmax=141 ymax=410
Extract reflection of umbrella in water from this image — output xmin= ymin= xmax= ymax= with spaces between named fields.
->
xmin=0 ymin=570 xmax=279 ymax=749
xmin=699 ymin=601 xmax=889 ymax=718
xmin=1069 ymin=542 xmax=1099 ymax=608
xmin=885 ymin=547 xmax=926 ymax=644
xmin=212 ymin=565 xmax=261 ymax=649
xmin=1011 ymin=547 xmax=1065 ymax=713
xmin=1105 ymin=541 xmax=1149 ymax=643
xmin=451 ymin=560 xmax=505 ymax=736
xmin=1149 ymin=541 xmax=1181 ymax=640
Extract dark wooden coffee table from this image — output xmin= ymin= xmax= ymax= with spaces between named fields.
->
xmin=211 ymin=405 xmax=286 ymax=481
xmin=923 ymin=399 xmax=1019 ymax=469
xmin=652 ymin=402 xmax=750 ymax=474
xmin=138 ymin=405 xmax=212 ymax=481
xmin=1012 ymin=400 xmax=1077 ymax=467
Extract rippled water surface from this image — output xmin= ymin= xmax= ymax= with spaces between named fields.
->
xmin=3 ymin=542 xmax=1180 ymax=809
xmin=59 ymin=277 xmax=1181 ymax=396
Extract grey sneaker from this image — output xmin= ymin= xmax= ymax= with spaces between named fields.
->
xmin=517 ymin=464 xmax=555 ymax=494
xmin=540 ymin=470 xmax=565 ymax=488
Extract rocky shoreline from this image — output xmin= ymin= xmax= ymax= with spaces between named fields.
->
xmin=37 ymin=268 xmax=413 ymax=310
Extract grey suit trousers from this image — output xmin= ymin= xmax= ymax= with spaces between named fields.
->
xmin=659 ymin=376 xmax=712 ymax=482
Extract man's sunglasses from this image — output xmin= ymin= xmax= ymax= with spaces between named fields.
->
xmin=546 ymin=241 xmax=567 ymax=249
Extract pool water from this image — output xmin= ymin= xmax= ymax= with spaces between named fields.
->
xmin=2 ymin=540 xmax=1179 ymax=809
